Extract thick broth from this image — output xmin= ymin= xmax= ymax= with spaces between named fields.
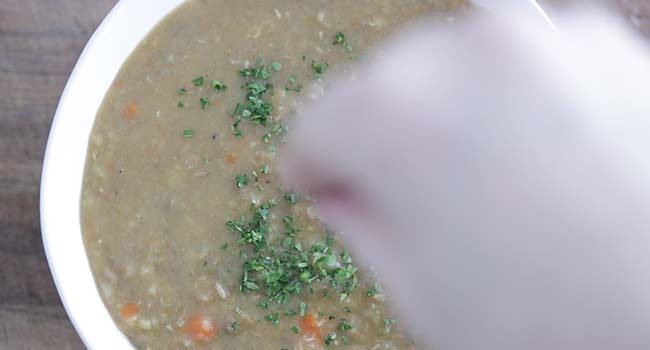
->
xmin=81 ymin=1 xmax=468 ymax=349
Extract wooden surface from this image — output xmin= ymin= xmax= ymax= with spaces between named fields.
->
xmin=0 ymin=0 xmax=648 ymax=349
xmin=0 ymin=1 xmax=118 ymax=349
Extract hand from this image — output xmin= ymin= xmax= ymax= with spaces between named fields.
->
xmin=281 ymin=9 xmax=650 ymax=350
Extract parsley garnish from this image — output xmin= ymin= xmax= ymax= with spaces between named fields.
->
xmin=365 ymin=283 xmax=382 ymax=297
xmin=230 ymin=58 xmax=278 ymax=136
xmin=235 ymin=174 xmax=249 ymax=188
xmin=192 ymin=76 xmax=204 ymax=87
xmin=199 ymin=97 xmax=210 ymax=110
xmin=283 ymin=192 xmax=299 ymax=205
xmin=311 ymin=60 xmax=329 ymax=79
xmin=225 ymin=203 xmax=359 ymax=323
xmin=333 ymin=31 xmax=353 ymax=52
xmin=324 ymin=333 xmax=337 ymax=345
xmin=383 ymin=318 xmax=397 ymax=333
xmin=284 ymin=74 xmax=304 ymax=92
xmin=339 ymin=321 xmax=353 ymax=331
xmin=212 ymin=79 xmax=228 ymax=91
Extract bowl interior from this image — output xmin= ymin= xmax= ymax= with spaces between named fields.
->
xmin=40 ymin=1 xmax=551 ymax=349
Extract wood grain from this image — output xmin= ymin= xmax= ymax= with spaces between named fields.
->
xmin=0 ymin=1 xmax=117 ymax=348
xmin=0 ymin=0 xmax=647 ymax=348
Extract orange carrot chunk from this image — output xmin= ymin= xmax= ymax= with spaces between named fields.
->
xmin=186 ymin=314 xmax=217 ymax=344
xmin=225 ymin=153 xmax=236 ymax=165
xmin=300 ymin=312 xmax=323 ymax=343
xmin=121 ymin=302 xmax=140 ymax=320
xmin=123 ymin=102 xmax=139 ymax=120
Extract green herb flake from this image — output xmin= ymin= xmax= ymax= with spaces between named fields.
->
xmin=339 ymin=321 xmax=353 ymax=331
xmin=183 ymin=129 xmax=195 ymax=139
xmin=283 ymin=192 xmax=300 ymax=205
xmin=299 ymin=302 xmax=308 ymax=316
xmin=383 ymin=317 xmax=397 ymax=333
xmin=291 ymin=326 xmax=299 ymax=334
xmin=212 ymin=79 xmax=228 ymax=91
xmin=285 ymin=75 xmax=303 ymax=92
xmin=311 ymin=61 xmax=329 ymax=79
xmin=271 ymin=61 xmax=282 ymax=72
xmin=177 ymin=87 xmax=187 ymax=96
xmin=178 ymin=101 xmax=185 ymax=108
xmin=265 ymin=312 xmax=280 ymax=326
xmin=235 ymin=174 xmax=249 ymax=188
xmin=324 ymin=333 xmax=337 ymax=345
xmin=342 ymin=335 xmax=351 ymax=345
xmin=199 ymin=97 xmax=210 ymax=110
xmin=192 ymin=76 xmax=204 ymax=87
xmin=333 ymin=31 xmax=353 ymax=52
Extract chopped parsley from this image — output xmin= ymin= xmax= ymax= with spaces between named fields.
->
xmin=365 ymin=283 xmax=382 ymax=297
xmin=212 ymin=79 xmax=228 ymax=91
xmin=311 ymin=60 xmax=329 ymax=79
xmin=235 ymin=174 xmax=249 ymax=188
xmin=324 ymin=332 xmax=337 ymax=345
xmin=199 ymin=97 xmax=210 ymax=110
xmin=192 ymin=76 xmax=204 ymax=87
xmin=342 ymin=335 xmax=351 ymax=345
xmin=299 ymin=302 xmax=307 ymax=316
xmin=283 ymin=192 xmax=300 ymax=205
xmin=229 ymin=59 xmax=278 ymax=136
xmin=207 ymin=40 xmax=399 ymax=343
xmin=383 ymin=318 xmax=397 ymax=334
xmin=284 ymin=74 xmax=303 ymax=92
xmin=177 ymin=87 xmax=187 ymax=96
xmin=339 ymin=320 xmax=353 ymax=331
xmin=183 ymin=129 xmax=195 ymax=138
xmin=333 ymin=31 xmax=353 ymax=52
xmin=225 ymin=201 xmax=359 ymax=322
xmin=265 ymin=312 xmax=280 ymax=326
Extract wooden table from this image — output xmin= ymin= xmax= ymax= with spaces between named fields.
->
xmin=0 ymin=0 xmax=647 ymax=348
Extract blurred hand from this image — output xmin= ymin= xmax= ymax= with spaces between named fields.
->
xmin=281 ymin=8 xmax=650 ymax=350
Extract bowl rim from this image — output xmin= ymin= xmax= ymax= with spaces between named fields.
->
xmin=40 ymin=0 xmax=185 ymax=348
xmin=40 ymin=1 xmax=552 ymax=349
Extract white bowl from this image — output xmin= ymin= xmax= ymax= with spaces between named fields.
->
xmin=40 ymin=1 xmax=552 ymax=349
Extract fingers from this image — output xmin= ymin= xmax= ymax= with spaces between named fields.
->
xmin=281 ymin=8 xmax=650 ymax=350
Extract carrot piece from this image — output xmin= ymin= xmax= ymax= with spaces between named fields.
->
xmin=121 ymin=302 xmax=140 ymax=320
xmin=225 ymin=153 xmax=236 ymax=165
xmin=123 ymin=102 xmax=139 ymax=120
xmin=300 ymin=312 xmax=323 ymax=344
xmin=186 ymin=314 xmax=218 ymax=344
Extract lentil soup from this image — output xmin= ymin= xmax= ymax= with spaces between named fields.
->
xmin=80 ymin=1 xmax=468 ymax=349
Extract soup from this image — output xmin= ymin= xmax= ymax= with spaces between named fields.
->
xmin=80 ymin=1 xmax=468 ymax=348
